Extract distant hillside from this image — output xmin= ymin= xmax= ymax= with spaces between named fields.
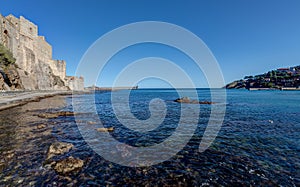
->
xmin=225 ymin=65 xmax=300 ymax=89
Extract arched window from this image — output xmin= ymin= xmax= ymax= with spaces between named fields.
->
xmin=3 ymin=30 xmax=10 ymax=48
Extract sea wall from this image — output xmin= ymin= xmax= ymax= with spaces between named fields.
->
xmin=0 ymin=14 xmax=83 ymax=90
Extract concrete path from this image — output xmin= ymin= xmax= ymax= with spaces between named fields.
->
xmin=0 ymin=91 xmax=72 ymax=111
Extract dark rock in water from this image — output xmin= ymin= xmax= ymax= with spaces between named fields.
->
xmin=38 ymin=111 xmax=76 ymax=119
xmin=199 ymin=101 xmax=216 ymax=104
xmin=0 ymin=162 xmax=5 ymax=172
xmin=174 ymin=97 xmax=216 ymax=105
xmin=174 ymin=97 xmax=191 ymax=103
xmin=47 ymin=142 xmax=74 ymax=159
xmin=52 ymin=156 xmax=84 ymax=174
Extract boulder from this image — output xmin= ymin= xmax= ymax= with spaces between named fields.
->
xmin=0 ymin=65 xmax=23 ymax=90
xmin=47 ymin=142 xmax=74 ymax=159
xmin=52 ymin=156 xmax=84 ymax=174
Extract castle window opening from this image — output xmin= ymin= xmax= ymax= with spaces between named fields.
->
xmin=4 ymin=30 xmax=8 ymax=35
xmin=29 ymin=27 xmax=32 ymax=32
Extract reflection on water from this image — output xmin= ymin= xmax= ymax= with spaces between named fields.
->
xmin=0 ymin=96 xmax=66 ymax=185
xmin=0 ymin=90 xmax=299 ymax=186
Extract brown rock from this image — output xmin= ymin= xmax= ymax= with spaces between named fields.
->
xmin=37 ymin=123 xmax=47 ymax=129
xmin=38 ymin=111 xmax=75 ymax=119
xmin=97 ymin=127 xmax=114 ymax=132
xmin=174 ymin=97 xmax=190 ymax=103
xmin=53 ymin=156 xmax=84 ymax=174
xmin=47 ymin=142 xmax=74 ymax=159
xmin=0 ymin=65 xmax=24 ymax=90
xmin=174 ymin=97 xmax=216 ymax=105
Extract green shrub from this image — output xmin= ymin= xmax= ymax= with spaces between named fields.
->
xmin=0 ymin=44 xmax=16 ymax=67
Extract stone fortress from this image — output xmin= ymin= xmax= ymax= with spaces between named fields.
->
xmin=0 ymin=14 xmax=84 ymax=90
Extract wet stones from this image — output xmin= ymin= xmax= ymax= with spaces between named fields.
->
xmin=53 ymin=156 xmax=84 ymax=174
xmin=174 ymin=97 xmax=216 ymax=105
xmin=38 ymin=111 xmax=76 ymax=119
xmin=47 ymin=142 xmax=74 ymax=159
xmin=96 ymin=127 xmax=114 ymax=132
xmin=45 ymin=142 xmax=84 ymax=174
xmin=37 ymin=123 xmax=47 ymax=129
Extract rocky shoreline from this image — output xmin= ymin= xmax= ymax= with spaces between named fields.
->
xmin=0 ymin=90 xmax=90 ymax=111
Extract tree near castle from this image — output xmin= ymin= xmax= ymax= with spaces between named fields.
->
xmin=0 ymin=43 xmax=15 ymax=67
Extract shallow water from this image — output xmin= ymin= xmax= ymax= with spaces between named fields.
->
xmin=0 ymin=89 xmax=299 ymax=186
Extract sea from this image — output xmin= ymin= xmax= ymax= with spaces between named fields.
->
xmin=0 ymin=89 xmax=299 ymax=186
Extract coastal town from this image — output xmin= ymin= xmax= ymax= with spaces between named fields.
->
xmin=226 ymin=65 xmax=300 ymax=90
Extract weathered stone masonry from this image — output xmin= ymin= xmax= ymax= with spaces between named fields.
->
xmin=0 ymin=14 xmax=84 ymax=90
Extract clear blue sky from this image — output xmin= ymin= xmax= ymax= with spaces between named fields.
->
xmin=1 ymin=0 xmax=300 ymax=87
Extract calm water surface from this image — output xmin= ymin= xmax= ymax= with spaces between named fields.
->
xmin=0 ymin=89 xmax=299 ymax=186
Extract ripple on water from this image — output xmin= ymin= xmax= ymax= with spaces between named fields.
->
xmin=0 ymin=90 xmax=299 ymax=186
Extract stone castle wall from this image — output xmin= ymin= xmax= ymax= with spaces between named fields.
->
xmin=0 ymin=14 xmax=83 ymax=90
xmin=65 ymin=76 xmax=84 ymax=91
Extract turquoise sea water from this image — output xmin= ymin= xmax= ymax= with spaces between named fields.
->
xmin=0 ymin=89 xmax=299 ymax=186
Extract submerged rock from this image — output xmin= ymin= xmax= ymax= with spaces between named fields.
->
xmin=38 ymin=111 xmax=76 ymax=119
xmin=52 ymin=156 xmax=84 ymax=174
xmin=37 ymin=123 xmax=47 ymax=129
xmin=47 ymin=142 xmax=74 ymax=159
xmin=96 ymin=127 xmax=114 ymax=132
xmin=174 ymin=97 xmax=216 ymax=104
xmin=87 ymin=121 xmax=97 ymax=125
xmin=199 ymin=101 xmax=216 ymax=104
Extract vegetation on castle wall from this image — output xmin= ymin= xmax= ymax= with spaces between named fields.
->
xmin=0 ymin=44 xmax=16 ymax=67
